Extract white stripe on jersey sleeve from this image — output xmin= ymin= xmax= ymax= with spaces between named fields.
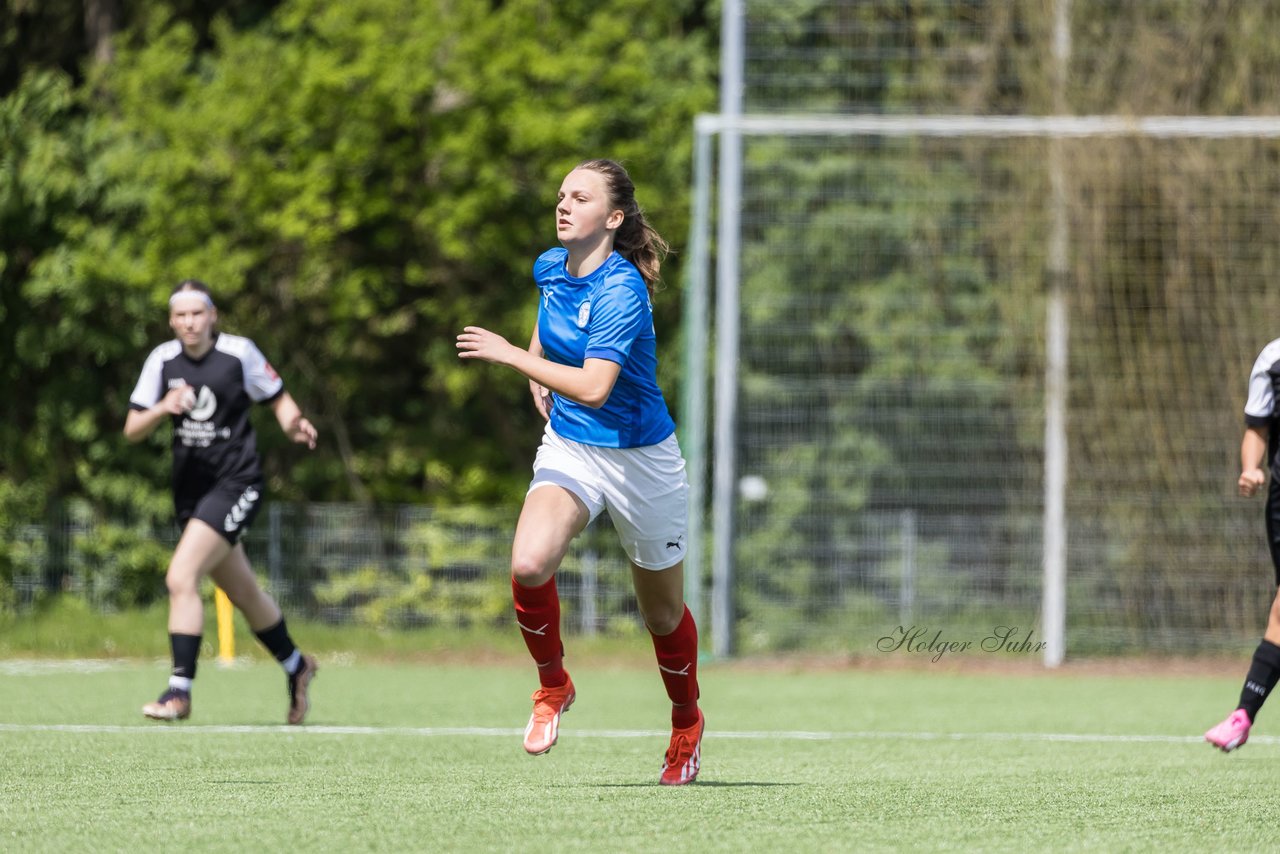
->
xmin=1245 ymin=337 xmax=1280 ymax=420
xmin=216 ymin=334 xmax=285 ymax=403
xmin=129 ymin=340 xmax=182 ymax=409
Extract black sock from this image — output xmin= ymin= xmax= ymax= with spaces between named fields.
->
xmin=254 ymin=618 xmax=298 ymax=665
xmin=170 ymin=633 xmax=201 ymax=682
xmin=1238 ymin=639 xmax=1280 ymax=720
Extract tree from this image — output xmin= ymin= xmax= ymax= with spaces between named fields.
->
xmin=1 ymin=0 xmax=715 ymax=606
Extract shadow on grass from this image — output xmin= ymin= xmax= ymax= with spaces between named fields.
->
xmin=591 ymin=781 xmax=800 ymax=788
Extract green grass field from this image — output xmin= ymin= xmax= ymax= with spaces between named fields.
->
xmin=0 ymin=650 xmax=1274 ymax=853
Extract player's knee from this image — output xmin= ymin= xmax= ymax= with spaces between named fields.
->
xmin=510 ymin=553 xmax=554 ymax=587
xmin=641 ymin=603 xmax=683 ymax=636
xmin=165 ymin=569 xmax=200 ymax=598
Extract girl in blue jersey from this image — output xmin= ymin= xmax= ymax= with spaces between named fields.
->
xmin=126 ymin=279 xmax=319 ymax=724
xmin=457 ymin=159 xmax=703 ymax=785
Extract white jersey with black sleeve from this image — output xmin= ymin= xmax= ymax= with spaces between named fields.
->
xmin=129 ymin=333 xmax=284 ymax=500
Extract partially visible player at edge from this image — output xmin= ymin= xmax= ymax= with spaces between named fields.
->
xmin=456 ymin=159 xmax=703 ymax=785
xmin=125 ymin=279 xmax=319 ymax=724
xmin=1206 ymin=337 xmax=1280 ymax=751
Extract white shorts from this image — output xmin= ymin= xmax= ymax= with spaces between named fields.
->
xmin=528 ymin=424 xmax=688 ymax=570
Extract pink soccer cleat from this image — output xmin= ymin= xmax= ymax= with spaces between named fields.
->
xmin=1204 ymin=709 xmax=1251 ymax=752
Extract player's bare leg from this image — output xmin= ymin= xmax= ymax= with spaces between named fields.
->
xmin=210 ymin=543 xmax=281 ymax=632
xmin=143 ymin=520 xmax=229 ymax=720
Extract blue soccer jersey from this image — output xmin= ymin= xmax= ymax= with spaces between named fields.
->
xmin=534 ymin=247 xmax=676 ymax=448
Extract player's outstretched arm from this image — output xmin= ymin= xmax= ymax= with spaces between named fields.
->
xmin=271 ymin=391 xmax=318 ymax=450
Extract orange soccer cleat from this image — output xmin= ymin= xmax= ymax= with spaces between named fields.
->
xmin=659 ymin=709 xmax=704 ymax=786
xmin=523 ymin=673 xmax=576 ymax=755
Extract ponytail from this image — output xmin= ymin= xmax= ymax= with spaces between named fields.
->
xmin=576 ymin=159 xmax=669 ymax=298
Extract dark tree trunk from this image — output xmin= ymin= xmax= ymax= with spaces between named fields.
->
xmin=84 ymin=0 xmax=119 ymax=65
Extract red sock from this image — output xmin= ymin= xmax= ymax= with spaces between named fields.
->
xmin=650 ymin=605 xmax=700 ymax=728
xmin=512 ymin=576 xmax=566 ymax=688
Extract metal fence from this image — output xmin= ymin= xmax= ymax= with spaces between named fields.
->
xmin=5 ymin=502 xmax=643 ymax=636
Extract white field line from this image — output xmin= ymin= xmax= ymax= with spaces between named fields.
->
xmin=1 ymin=661 xmax=1266 ymax=745
xmin=0 ymin=722 xmax=1273 ymax=745
xmin=0 ymin=659 xmax=140 ymax=675
xmin=0 ymin=658 xmax=285 ymax=675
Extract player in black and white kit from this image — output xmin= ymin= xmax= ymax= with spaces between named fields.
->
xmin=125 ymin=279 xmax=319 ymax=723
xmin=1206 ymin=338 xmax=1280 ymax=751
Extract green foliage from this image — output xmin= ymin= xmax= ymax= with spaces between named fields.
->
xmin=1 ymin=0 xmax=715 ymax=608
xmin=312 ymin=506 xmax=515 ymax=629
xmin=67 ymin=518 xmax=173 ymax=609
xmin=73 ymin=0 xmax=713 ymax=507
xmin=0 ymin=68 xmax=171 ymax=597
xmin=313 ymin=564 xmax=511 ymax=630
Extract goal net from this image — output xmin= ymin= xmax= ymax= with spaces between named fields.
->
xmin=690 ymin=114 xmax=1280 ymax=658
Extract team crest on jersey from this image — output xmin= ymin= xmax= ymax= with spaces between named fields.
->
xmin=577 ymin=301 xmax=591 ymax=328
xmin=189 ymin=386 xmax=217 ymax=421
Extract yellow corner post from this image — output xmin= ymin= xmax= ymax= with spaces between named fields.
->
xmin=214 ymin=586 xmax=235 ymax=665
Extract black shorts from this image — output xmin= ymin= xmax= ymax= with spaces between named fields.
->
xmin=1267 ymin=481 xmax=1280 ymax=585
xmin=176 ymin=480 xmax=264 ymax=546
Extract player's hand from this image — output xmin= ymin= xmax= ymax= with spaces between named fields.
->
xmin=289 ymin=417 xmax=318 ymax=450
xmin=530 ymin=380 xmax=552 ymax=421
xmin=159 ymin=384 xmax=196 ymax=415
xmin=456 ymin=326 xmax=516 ymax=365
xmin=1239 ymin=467 xmax=1266 ymax=498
